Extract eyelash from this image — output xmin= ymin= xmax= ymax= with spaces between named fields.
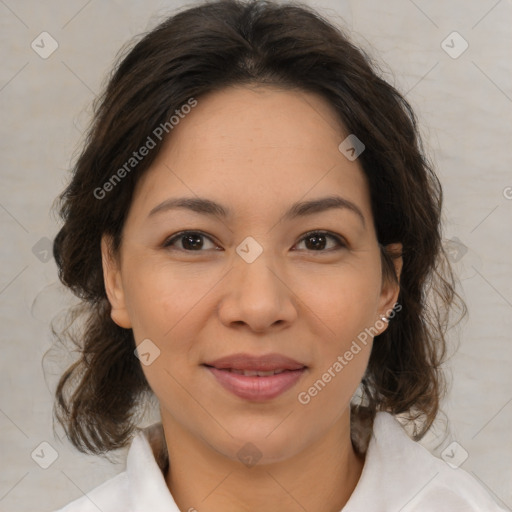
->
xmin=162 ymin=230 xmax=347 ymax=253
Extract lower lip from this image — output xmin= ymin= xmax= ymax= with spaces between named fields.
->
xmin=205 ymin=366 xmax=306 ymax=401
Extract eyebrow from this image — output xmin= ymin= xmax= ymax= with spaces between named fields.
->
xmin=148 ymin=195 xmax=365 ymax=227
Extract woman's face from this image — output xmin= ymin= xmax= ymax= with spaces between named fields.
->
xmin=102 ymin=85 xmax=401 ymax=464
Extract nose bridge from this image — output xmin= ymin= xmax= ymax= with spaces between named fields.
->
xmin=218 ymin=235 xmax=297 ymax=330
xmin=234 ymin=235 xmax=282 ymax=300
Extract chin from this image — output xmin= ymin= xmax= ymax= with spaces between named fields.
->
xmin=217 ymin=416 xmax=312 ymax=464
xmin=215 ymin=435 xmax=303 ymax=467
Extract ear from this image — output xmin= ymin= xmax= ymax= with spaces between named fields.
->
xmin=376 ymin=243 xmax=403 ymax=334
xmin=101 ymin=234 xmax=132 ymax=329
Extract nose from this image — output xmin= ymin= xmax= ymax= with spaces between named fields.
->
xmin=217 ymin=248 xmax=298 ymax=333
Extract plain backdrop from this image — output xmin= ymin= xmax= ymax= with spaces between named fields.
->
xmin=0 ymin=0 xmax=511 ymax=511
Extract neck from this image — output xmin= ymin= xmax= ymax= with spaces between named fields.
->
xmin=161 ymin=411 xmax=365 ymax=512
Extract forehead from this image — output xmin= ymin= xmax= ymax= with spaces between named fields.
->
xmin=129 ymin=85 xmax=372 ymax=225
xmin=162 ymin=85 xmax=347 ymax=163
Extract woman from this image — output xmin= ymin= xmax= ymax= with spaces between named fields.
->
xmin=51 ymin=0 xmax=506 ymax=510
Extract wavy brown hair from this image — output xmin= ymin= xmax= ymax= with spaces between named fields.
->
xmin=51 ymin=0 xmax=464 ymax=454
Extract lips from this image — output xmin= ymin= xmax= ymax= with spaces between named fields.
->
xmin=203 ymin=353 xmax=307 ymax=401
xmin=203 ymin=353 xmax=306 ymax=372
xmin=224 ymin=368 xmax=287 ymax=377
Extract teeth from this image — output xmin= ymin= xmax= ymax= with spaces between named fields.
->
xmin=228 ymin=369 xmax=287 ymax=376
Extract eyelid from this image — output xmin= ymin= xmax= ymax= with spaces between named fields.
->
xmin=163 ymin=230 xmax=219 ymax=250
xmin=293 ymin=230 xmax=347 ymax=251
xmin=162 ymin=230 xmax=347 ymax=252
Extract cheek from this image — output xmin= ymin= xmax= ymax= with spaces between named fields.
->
xmin=291 ymin=261 xmax=382 ymax=337
xmin=122 ymin=259 xmax=213 ymax=336
xmin=122 ymin=269 xmax=198 ymax=402
xmin=121 ymin=262 xmax=217 ymax=392
xmin=294 ymin=268 xmax=378 ymax=412
xmin=296 ymin=341 xmax=372 ymax=433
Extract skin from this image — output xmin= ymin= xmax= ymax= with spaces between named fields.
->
xmin=102 ymin=85 xmax=402 ymax=512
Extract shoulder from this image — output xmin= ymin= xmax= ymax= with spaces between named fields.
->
xmin=344 ymin=412 xmax=508 ymax=512
xmin=53 ymin=472 xmax=129 ymax=512
xmin=53 ymin=424 xmax=177 ymax=512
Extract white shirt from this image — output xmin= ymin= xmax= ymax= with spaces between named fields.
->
xmin=54 ymin=412 xmax=507 ymax=511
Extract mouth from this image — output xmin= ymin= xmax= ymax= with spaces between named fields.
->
xmin=203 ymin=352 xmax=306 ymax=371
xmin=212 ymin=368 xmax=293 ymax=376
xmin=202 ymin=353 xmax=308 ymax=401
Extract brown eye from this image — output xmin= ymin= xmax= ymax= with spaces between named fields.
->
xmin=295 ymin=231 xmax=346 ymax=252
xmin=163 ymin=231 xmax=218 ymax=251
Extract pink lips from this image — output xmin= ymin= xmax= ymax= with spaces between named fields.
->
xmin=203 ymin=353 xmax=307 ymax=401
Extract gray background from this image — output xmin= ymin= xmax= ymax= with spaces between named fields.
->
xmin=0 ymin=0 xmax=511 ymax=511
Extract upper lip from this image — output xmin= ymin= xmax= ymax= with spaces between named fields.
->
xmin=203 ymin=353 xmax=306 ymax=371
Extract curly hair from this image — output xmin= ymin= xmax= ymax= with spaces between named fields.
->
xmin=52 ymin=0 xmax=465 ymax=454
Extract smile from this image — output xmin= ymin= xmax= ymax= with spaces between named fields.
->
xmin=203 ymin=365 xmax=307 ymax=401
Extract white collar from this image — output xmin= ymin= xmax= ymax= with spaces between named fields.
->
xmin=123 ymin=412 xmax=406 ymax=511
xmin=343 ymin=411 xmax=439 ymax=509
xmin=122 ymin=412 xmax=501 ymax=511
xmin=126 ymin=424 xmax=179 ymax=511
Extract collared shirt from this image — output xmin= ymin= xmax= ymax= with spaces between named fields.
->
xmin=54 ymin=412 xmax=507 ymax=511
